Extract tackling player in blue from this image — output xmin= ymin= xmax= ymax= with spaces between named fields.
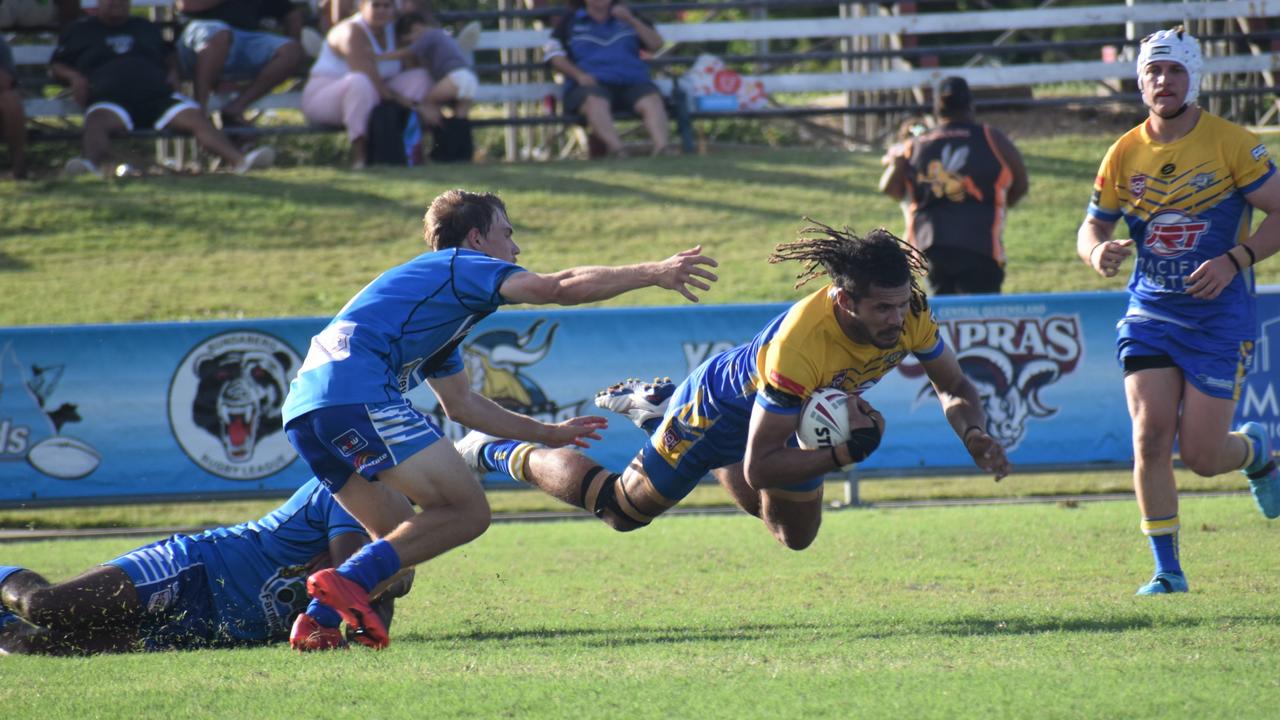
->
xmin=0 ymin=478 xmax=407 ymax=654
xmin=283 ymin=189 xmax=718 ymax=648
xmin=1077 ymin=27 xmax=1280 ymax=595
xmin=457 ymin=221 xmax=1010 ymax=548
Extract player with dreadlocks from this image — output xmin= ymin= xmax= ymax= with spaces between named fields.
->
xmin=456 ymin=220 xmax=1010 ymax=549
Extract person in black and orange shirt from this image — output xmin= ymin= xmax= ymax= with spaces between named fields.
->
xmin=881 ymin=76 xmax=1029 ymax=295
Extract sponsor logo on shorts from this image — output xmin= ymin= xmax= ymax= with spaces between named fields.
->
xmin=333 ymin=429 xmax=368 ymax=457
xmin=354 ymin=450 xmax=389 ymax=473
xmin=147 ymin=586 xmax=174 ymax=614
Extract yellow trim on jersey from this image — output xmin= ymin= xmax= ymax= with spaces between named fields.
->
xmin=756 ymin=286 xmax=942 ymax=398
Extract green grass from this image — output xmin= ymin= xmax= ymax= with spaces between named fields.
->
xmin=3 ymin=496 xmax=1278 ymax=718
xmin=0 ymin=467 xmax=1253 ymax=531
xmin=9 ymin=134 xmax=1278 ymax=326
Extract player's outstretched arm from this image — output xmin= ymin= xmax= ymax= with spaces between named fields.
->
xmin=428 ymin=371 xmax=607 ymax=448
xmin=921 ymin=346 xmax=1011 ymax=480
xmin=498 ymin=246 xmax=719 ymax=306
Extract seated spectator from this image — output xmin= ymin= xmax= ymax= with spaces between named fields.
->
xmin=0 ymin=478 xmax=412 ymax=654
xmin=49 ymin=0 xmax=274 ymax=177
xmin=301 ymin=0 xmax=428 ymax=168
xmin=382 ymin=10 xmax=477 ymax=128
xmin=0 ymin=0 xmax=79 ymax=30
xmin=0 ymin=35 xmax=28 ymax=179
xmin=543 ymin=0 xmax=669 ymax=158
xmin=175 ymin=0 xmax=305 ymax=128
xmin=879 ymin=77 xmax=1029 ymax=295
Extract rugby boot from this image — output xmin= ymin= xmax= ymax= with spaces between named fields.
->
xmin=288 ymin=612 xmax=347 ymax=652
xmin=594 ymin=377 xmax=675 ymax=429
xmin=306 ymin=569 xmax=389 ymax=649
xmin=1135 ymin=572 xmax=1189 ymax=596
xmin=1240 ymin=422 xmax=1280 ymax=519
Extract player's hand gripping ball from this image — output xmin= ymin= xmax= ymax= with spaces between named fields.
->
xmin=796 ymin=388 xmax=885 ymax=458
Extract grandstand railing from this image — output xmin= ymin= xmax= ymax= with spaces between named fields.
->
xmin=11 ymin=0 xmax=1280 ymax=158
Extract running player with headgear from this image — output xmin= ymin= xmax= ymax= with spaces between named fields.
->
xmin=1077 ymin=27 xmax=1280 ymax=595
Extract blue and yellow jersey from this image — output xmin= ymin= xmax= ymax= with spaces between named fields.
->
xmin=1087 ymin=112 xmax=1275 ymax=339
xmin=705 ymin=286 xmax=944 ymax=417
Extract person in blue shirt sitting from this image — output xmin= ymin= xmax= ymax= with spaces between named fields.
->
xmin=543 ymin=0 xmax=669 ymax=158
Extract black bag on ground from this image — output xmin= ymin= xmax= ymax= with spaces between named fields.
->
xmin=430 ymin=117 xmax=474 ymax=163
xmin=366 ymin=101 xmax=409 ymax=166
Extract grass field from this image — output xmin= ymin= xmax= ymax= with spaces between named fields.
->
xmin=3 ymin=496 xmax=1279 ymax=718
xmin=5 ymin=133 xmax=1278 ymax=326
xmin=4 ymin=130 xmax=1280 ymax=716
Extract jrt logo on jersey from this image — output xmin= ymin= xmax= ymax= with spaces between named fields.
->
xmin=899 ymin=315 xmax=1082 ymax=451
xmin=1144 ymin=210 xmax=1209 ymax=258
xmin=1129 ymin=174 xmax=1147 ymax=199
xmin=168 ymin=331 xmax=302 ymax=480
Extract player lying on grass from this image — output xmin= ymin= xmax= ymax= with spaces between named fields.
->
xmin=0 ymin=478 xmax=409 ymax=654
xmin=457 ymin=222 xmax=1010 ymax=549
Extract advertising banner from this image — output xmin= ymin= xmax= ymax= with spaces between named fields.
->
xmin=2 ymin=291 xmax=1277 ymax=506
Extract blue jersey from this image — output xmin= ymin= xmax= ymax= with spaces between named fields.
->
xmin=283 ymin=249 xmax=524 ymax=422
xmin=109 ymin=479 xmax=364 ymax=645
xmin=1087 ymin=112 xmax=1276 ymax=341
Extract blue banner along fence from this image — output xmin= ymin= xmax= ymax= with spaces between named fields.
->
xmin=3 ymin=291 xmax=1279 ymax=507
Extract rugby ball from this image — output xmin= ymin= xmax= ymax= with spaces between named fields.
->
xmin=27 ymin=436 xmax=101 ymax=480
xmin=796 ymin=388 xmax=852 ymax=450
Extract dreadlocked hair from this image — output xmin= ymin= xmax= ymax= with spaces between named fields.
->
xmin=769 ymin=219 xmax=929 ymax=314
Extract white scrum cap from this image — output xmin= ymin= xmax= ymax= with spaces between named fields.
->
xmin=1137 ymin=26 xmax=1203 ymax=107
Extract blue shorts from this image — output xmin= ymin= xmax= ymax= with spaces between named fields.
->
xmin=1117 ymin=316 xmax=1253 ymax=400
xmin=285 ymin=399 xmax=445 ymax=492
xmin=178 ymin=21 xmax=292 ymax=79
xmin=106 ymin=537 xmax=223 ymax=650
xmin=641 ymin=362 xmax=823 ymax=502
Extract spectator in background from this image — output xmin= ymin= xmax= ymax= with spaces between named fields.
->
xmin=879 ymin=115 xmax=929 ymax=231
xmin=383 ymin=10 xmax=477 ymax=128
xmin=880 ymin=76 xmax=1028 ymax=295
xmin=301 ymin=0 xmax=428 ymax=168
xmin=0 ymin=0 xmax=79 ymax=30
xmin=0 ymin=35 xmax=28 ymax=179
xmin=175 ymin=0 xmax=305 ymax=128
xmin=543 ymin=0 xmax=669 ymax=158
xmin=50 ymin=0 xmax=274 ymax=176
xmin=1077 ymin=27 xmax=1280 ymax=595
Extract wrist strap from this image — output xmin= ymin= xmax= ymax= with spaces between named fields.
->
xmin=1240 ymin=244 xmax=1257 ymax=267
xmin=962 ymin=425 xmax=983 ymax=442
xmin=1088 ymin=242 xmax=1106 ymax=265
xmin=1225 ymin=249 xmax=1243 ymax=273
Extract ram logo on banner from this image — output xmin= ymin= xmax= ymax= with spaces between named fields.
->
xmin=0 ymin=341 xmax=101 ymax=480
xmin=900 ymin=313 xmax=1083 ymax=451
xmin=167 ymin=330 xmax=302 ymax=480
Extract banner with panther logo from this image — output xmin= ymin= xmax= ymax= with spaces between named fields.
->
xmin=3 ymin=292 xmax=1280 ymax=505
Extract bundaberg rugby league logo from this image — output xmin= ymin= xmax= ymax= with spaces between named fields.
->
xmin=168 ymin=330 xmax=301 ymax=480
